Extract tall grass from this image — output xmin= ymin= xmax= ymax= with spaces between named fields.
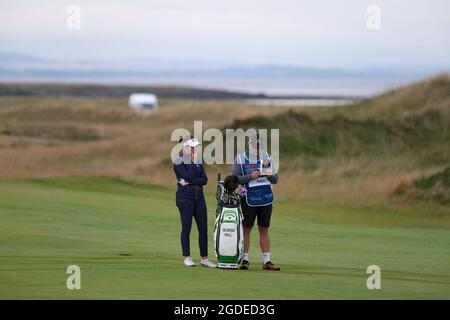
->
xmin=0 ymin=74 xmax=449 ymax=210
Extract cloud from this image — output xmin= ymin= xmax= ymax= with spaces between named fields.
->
xmin=0 ymin=0 xmax=449 ymax=67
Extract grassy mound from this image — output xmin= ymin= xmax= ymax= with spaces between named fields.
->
xmin=224 ymin=74 xmax=450 ymax=205
xmin=338 ymin=73 xmax=450 ymax=120
xmin=0 ymin=74 xmax=449 ymax=207
xmin=228 ymin=107 xmax=449 ymax=163
xmin=396 ymin=167 xmax=450 ymax=205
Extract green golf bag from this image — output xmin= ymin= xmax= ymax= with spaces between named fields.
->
xmin=213 ymin=174 xmax=244 ymax=269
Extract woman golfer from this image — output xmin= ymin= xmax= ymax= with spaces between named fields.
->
xmin=173 ymin=135 xmax=216 ymax=268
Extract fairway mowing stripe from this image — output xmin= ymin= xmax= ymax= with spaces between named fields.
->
xmin=383 ymin=275 xmax=449 ymax=285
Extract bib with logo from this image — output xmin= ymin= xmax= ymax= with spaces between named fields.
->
xmin=238 ymin=151 xmax=273 ymax=207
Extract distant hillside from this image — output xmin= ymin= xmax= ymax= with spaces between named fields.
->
xmin=0 ymin=82 xmax=362 ymax=100
xmin=0 ymin=52 xmax=47 ymax=63
xmin=0 ymin=52 xmax=434 ymax=79
xmin=0 ymin=83 xmax=267 ymax=99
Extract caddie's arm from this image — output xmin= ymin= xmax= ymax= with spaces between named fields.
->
xmin=232 ymin=158 xmax=254 ymax=185
xmin=267 ymin=173 xmax=279 ymax=184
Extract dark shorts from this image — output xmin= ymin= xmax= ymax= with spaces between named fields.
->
xmin=241 ymin=200 xmax=273 ymax=228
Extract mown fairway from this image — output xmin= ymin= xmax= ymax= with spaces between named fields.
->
xmin=1 ymin=178 xmax=449 ymax=299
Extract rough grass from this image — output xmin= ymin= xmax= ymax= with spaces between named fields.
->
xmin=225 ymin=75 xmax=450 ymax=207
xmin=0 ymin=74 xmax=449 ymax=210
xmin=0 ymin=96 xmax=281 ymax=184
xmin=229 ymin=93 xmax=449 ymax=161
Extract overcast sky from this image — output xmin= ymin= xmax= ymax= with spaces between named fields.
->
xmin=1 ymin=0 xmax=449 ymax=68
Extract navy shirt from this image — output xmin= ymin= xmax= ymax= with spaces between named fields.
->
xmin=173 ymin=157 xmax=208 ymax=200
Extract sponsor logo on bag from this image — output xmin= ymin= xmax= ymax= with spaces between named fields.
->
xmin=223 ymin=210 xmax=237 ymax=221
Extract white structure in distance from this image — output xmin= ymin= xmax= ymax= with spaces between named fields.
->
xmin=128 ymin=93 xmax=158 ymax=111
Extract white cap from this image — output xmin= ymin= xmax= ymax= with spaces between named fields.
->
xmin=183 ymin=137 xmax=200 ymax=148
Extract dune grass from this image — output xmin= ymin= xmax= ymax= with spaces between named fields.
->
xmin=0 ymin=74 xmax=449 ymax=208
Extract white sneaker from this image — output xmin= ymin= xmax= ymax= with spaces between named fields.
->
xmin=184 ymin=257 xmax=195 ymax=267
xmin=201 ymin=259 xmax=217 ymax=268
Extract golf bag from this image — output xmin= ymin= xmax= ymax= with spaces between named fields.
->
xmin=213 ymin=174 xmax=244 ymax=269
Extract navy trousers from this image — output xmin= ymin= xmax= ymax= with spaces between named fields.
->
xmin=176 ymin=197 xmax=208 ymax=257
